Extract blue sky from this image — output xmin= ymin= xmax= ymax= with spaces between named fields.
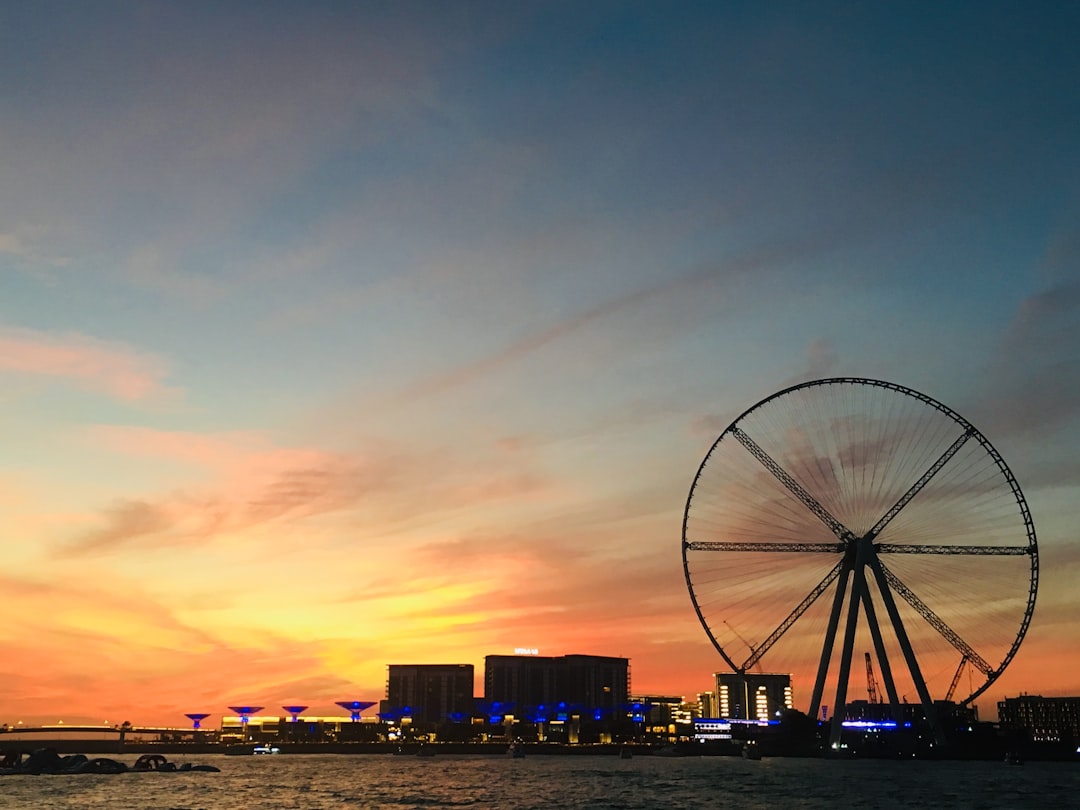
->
xmin=0 ymin=1 xmax=1077 ymax=724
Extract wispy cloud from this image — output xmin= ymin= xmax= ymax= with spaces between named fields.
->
xmin=0 ymin=232 xmax=27 ymax=256
xmin=383 ymin=232 xmax=840 ymax=410
xmin=0 ymin=325 xmax=178 ymax=402
xmin=55 ymin=426 xmax=555 ymax=558
xmin=780 ymin=338 xmax=840 ymax=388
xmin=51 ymin=461 xmax=373 ymax=559
xmin=975 ymin=281 xmax=1080 ymax=440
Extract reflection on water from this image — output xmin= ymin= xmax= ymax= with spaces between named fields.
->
xmin=2 ymin=753 xmax=1078 ymax=809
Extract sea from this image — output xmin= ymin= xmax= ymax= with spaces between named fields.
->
xmin=3 ymin=753 xmax=1078 ymax=810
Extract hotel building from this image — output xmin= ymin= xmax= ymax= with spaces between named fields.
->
xmin=484 ymin=653 xmax=629 ymax=715
xmin=385 ymin=664 xmax=475 ymax=726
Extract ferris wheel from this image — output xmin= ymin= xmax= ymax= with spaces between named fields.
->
xmin=681 ymin=378 xmax=1038 ymax=742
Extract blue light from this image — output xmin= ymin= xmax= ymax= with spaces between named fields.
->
xmin=842 ymin=720 xmax=898 ymax=729
xmin=282 ymin=705 xmax=308 ymax=721
xmin=184 ymin=713 xmax=210 ymax=730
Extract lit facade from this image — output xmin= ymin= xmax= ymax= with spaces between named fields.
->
xmin=636 ymin=695 xmax=695 ymax=743
xmin=386 ymin=664 xmax=475 ymax=726
xmin=714 ymin=673 xmax=793 ymax=721
xmin=220 ymin=714 xmax=280 ymax=741
xmin=998 ymin=694 xmax=1080 ymax=743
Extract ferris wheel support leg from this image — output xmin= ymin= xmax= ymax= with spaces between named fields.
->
xmin=809 ymin=559 xmax=853 ymax=724
xmin=829 ymin=563 xmax=867 ymax=748
xmin=860 ymin=586 xmax=903 ymax=724
xmin=867 ymin=554 xmax=945 ymax=746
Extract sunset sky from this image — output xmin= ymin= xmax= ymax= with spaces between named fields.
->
xmin=1 ymin=2 xmax=1078 ymax=727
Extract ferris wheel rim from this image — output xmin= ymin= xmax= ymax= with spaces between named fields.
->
xmin=681 ymin=376 xmax=1038 ymax=706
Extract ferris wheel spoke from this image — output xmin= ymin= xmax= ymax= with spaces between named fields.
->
xmin=876 ymin=544 xmax=1031 ymax=556
xmin=684 ymin=541 xmax=845 ymax=553
xmin=730 ymin=426 xmax=855 ymax=542
xmin=867 ymin=427 xmax=975 ymax=538
xmin=878 ymin=561 xmax=993 ymax=675
xmin=740 ymin=559 xmax=844 ymax=672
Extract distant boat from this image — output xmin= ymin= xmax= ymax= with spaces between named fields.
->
xmin=508 ymin=740 xmax=526 ymax=759
xmin=253 ymin=744 xmax=280 ymax=755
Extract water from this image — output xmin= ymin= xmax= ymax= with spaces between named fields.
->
xmin=2 ymin=754 xmax=1077 ymax=809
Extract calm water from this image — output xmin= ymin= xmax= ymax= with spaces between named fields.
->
xmin=3 ymin=753 xmax=1078 ymax=809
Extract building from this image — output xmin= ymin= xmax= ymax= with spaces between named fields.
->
xmin=998 ymin=694 xmax=1080 ymax=743
xmin=484 ymin=653 xmax=629 ymax=716
xmin=697 ymin=691 xmax=718 ymax=719
xmin=636 ymin=695 xmax=695 ymax=744
xmin=714 ymin=673 xmax=792 ymax=721
xmin=386 ymin=664 xmax=475 ymax=726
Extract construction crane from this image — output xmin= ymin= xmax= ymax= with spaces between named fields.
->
xmin=945 ymin=655 xmax=970 ymax=702
xmin=865 ymin=652 xmax=880 ymax=704
xmin=724 ymin=621 xmax=761 ymax=672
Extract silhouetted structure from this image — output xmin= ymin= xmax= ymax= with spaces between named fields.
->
xmin=484 ymin=654 xmax=629 ymax=719
xmin=681 ymin=378 xmax=1040 ymax=751
xmin=998 ymin=694 xmax=1080 ymax=743
xmin=386 ymin=664 xmax=474 ymax=726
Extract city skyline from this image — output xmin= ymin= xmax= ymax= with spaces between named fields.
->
xmin=2 ymin=2 xmax=1078 ymax=727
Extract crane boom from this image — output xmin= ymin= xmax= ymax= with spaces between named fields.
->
xmin=945 ymin=655 xmax=969 ymax=702
xmin=724 ymin=621 xmax=760 ymax=672
xmin=865 ymin=652 xmax=880 ymax=704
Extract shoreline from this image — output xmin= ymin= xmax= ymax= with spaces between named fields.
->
xmin=3 ymin=738 xmax=1079 ymax=762
xmin=0 ymin=739 xmax=651 ymax=757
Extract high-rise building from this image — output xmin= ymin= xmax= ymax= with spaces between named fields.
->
xmin=386 ymin=664 xmax=475 ymax=726
xmin=715 ymin=673 xmax=792 ymax=721
xmin=484 ymin=653 xmax=629 ymax=716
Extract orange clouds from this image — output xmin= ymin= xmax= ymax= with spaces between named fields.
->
xmin=0 ymin=569 xmax=383 ymax=723
xmin=55 ymin=427 xmax=387 ymax=557
xmin=0 ymin=326 xmax=177 ymax=402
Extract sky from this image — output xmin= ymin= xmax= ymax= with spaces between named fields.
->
xmin=1 ymin=1 xmax=1078 ymax=728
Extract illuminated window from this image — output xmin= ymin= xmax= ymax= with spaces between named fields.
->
xmin=755 ymin=687 xmax=769 ymax=721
